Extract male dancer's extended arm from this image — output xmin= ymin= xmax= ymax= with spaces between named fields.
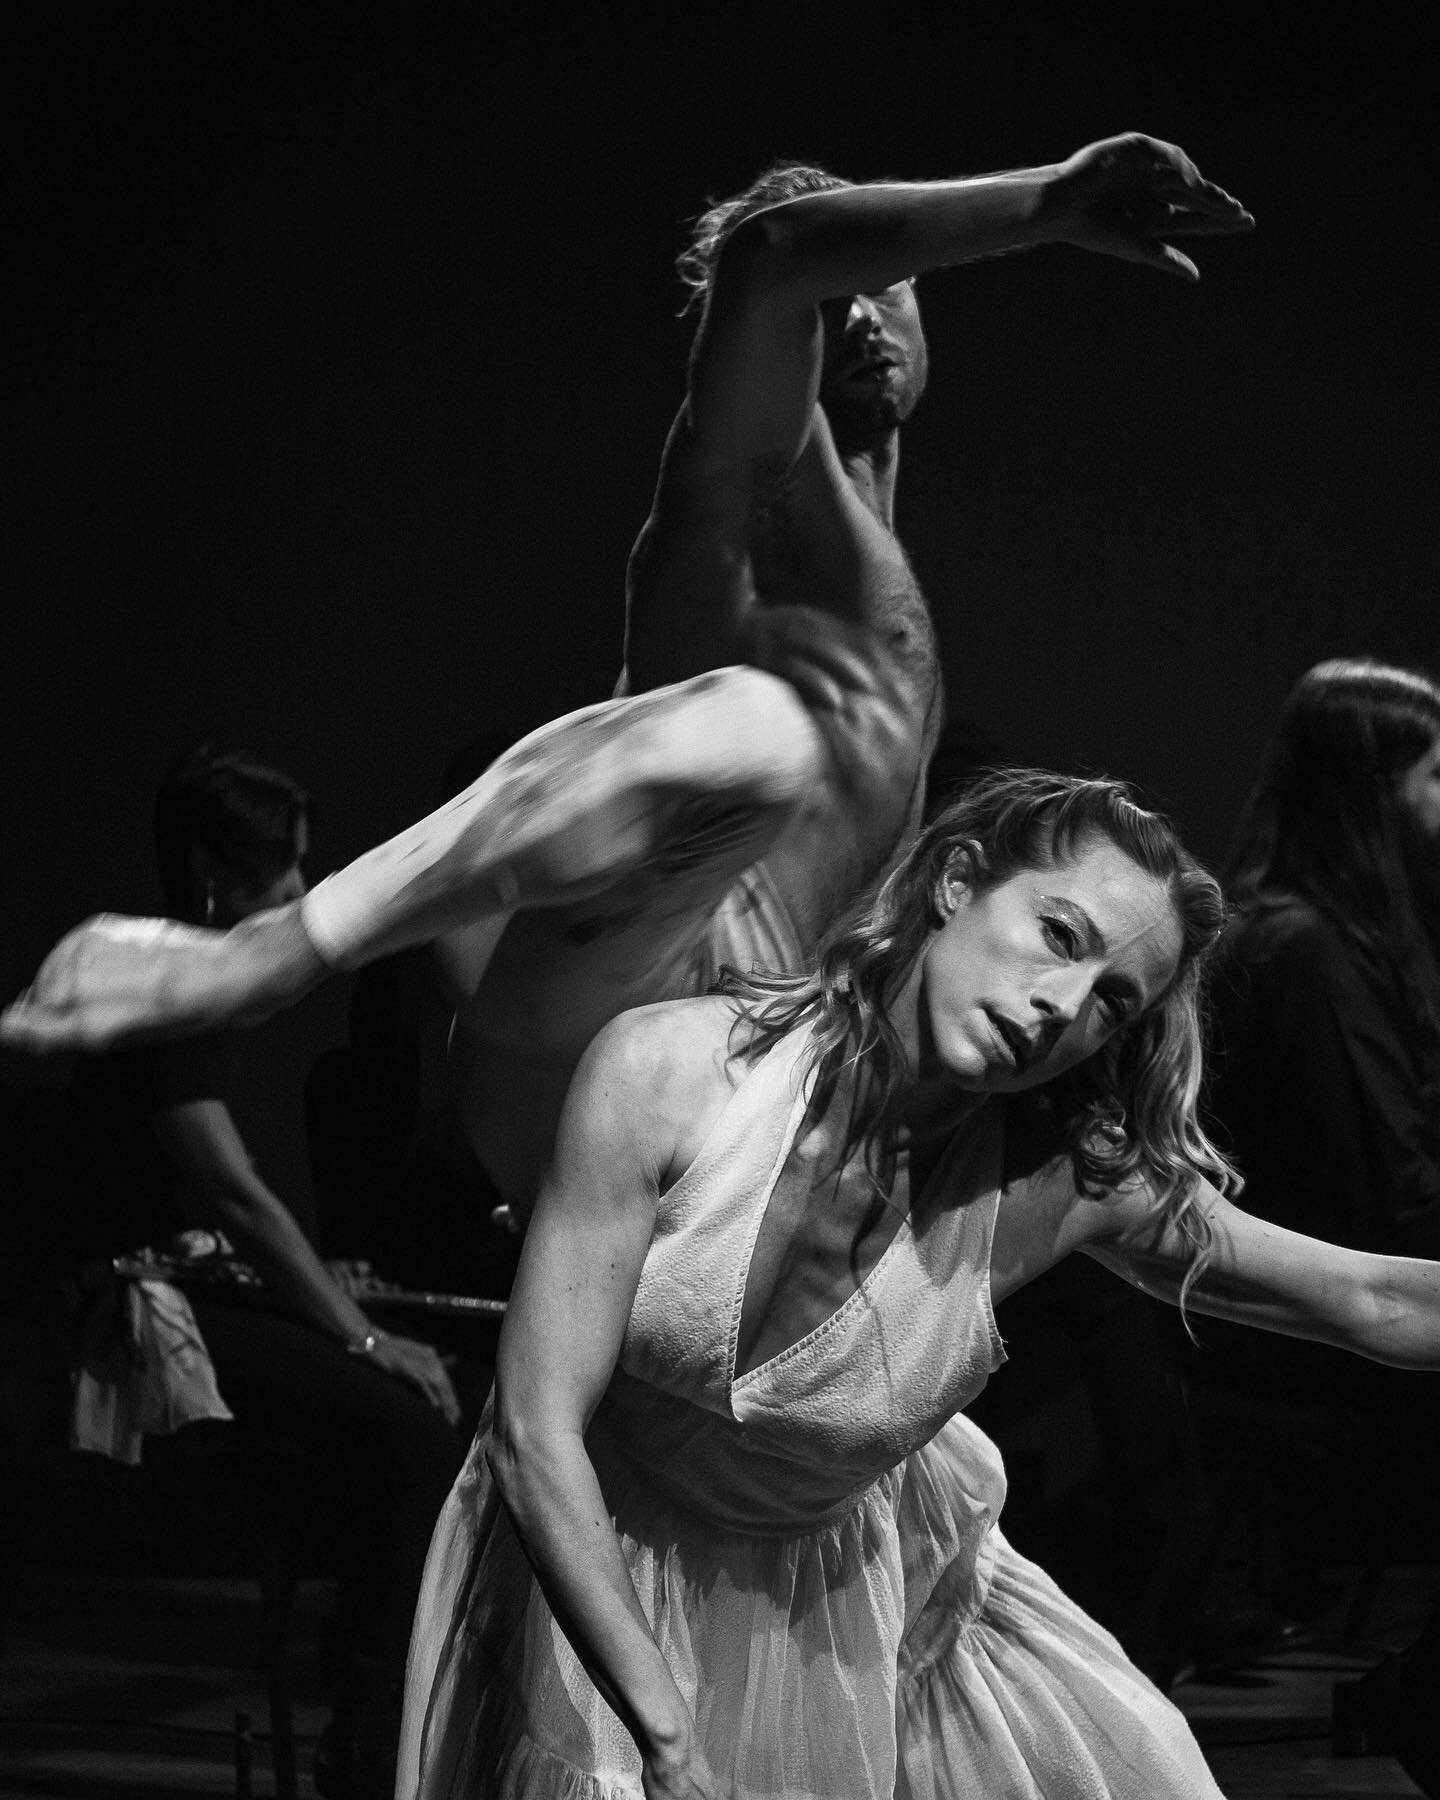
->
xmin=1 ymin=665 xmax=823 ymax=1052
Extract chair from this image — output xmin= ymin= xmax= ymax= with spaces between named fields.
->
xmin=55 ymin=1428 xmax=308 ymax=1799
xmin=0 ymin=1139 xmax=309 ymax=1800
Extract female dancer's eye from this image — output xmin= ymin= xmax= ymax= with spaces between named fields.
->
xmin=1041 ymin=916 xmax=1077 ymax=957
xmin=1097 ymin=987 xmax=1129 ymax=1026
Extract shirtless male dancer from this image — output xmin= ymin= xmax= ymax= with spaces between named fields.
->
xmin=4 ymin=133 xmax=1251 ymax=1227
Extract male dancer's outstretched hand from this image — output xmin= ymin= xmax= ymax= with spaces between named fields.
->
xmin=0 ymin=907 xmax=326 ymax=1054
xmin=1043 ymin=132 xmax=1254 ymax=279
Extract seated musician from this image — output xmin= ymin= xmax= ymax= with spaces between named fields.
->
xmin=59 ymin=744 xmax=462 ymax=1800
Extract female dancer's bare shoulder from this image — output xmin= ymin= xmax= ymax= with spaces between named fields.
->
xmin=582 ymin=992 xmax=754 ymax=1194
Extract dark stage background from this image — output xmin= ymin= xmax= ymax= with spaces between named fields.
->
xmin=5 ymin=12 xmax=1435 ymax=1115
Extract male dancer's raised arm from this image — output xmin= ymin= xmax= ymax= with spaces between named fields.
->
xmin=629 ymin=134 xmax=1251 ymax=678
xmin=623 ymin=133 xmax=1251 ymax=944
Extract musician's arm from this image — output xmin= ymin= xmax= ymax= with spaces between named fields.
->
xmin=151 ymin=1099 xmax=459 ymax=1419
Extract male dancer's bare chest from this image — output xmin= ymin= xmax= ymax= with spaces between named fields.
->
xmin=749 ymin=482 xmax=924 ymax=628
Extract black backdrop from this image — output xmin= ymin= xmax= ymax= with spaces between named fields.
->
xmin=6 ymin=7 xmax=1436 ymax=1004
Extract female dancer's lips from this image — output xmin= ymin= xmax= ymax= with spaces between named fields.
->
xmin=986 ymin=1011 xmax=1033 ymax=1072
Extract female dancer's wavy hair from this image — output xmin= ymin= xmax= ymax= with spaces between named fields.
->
xmin=721 ymin=768 xmax=1237 ymax=1306
xmin=1226 ymin=655 xmax=1440 ymax=1081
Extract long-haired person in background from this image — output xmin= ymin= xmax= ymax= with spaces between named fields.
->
xmin=1198 ymin=659 xmax=1440 ymax=1786
xmin=1217 ymin=657 xmax=1440 ymax=1258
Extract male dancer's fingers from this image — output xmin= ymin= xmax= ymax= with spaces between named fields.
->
xmin=1163 ymin=210 xmax=1258 ymax=237
xmin=0 ymin=991 xmax=70 ymax=1054
xmin=1052 ymin=136 xmax=1251 ymax=273
xmin=1101 ymin=236 xmax=1199 ymax=281
xmin=1152 ymin=171 xmax=1254 ymax=227
xmin=1098 ymin=235 xmax=1201 ymax=282
xmin=1123 ymin=147 xmax=1252 ymax=234
xmin=1114 ymin=209 xmax=1248 ymax=282
xmin=1118 ymin=133 xmax=1246 ymax=211
xmin=1126 ymin=140 xmax=1250 ymax=222
xmin=1097 ymin=196 xmax=1248 ymax=279
xmin=2 ymin=987 xmax=131 ymax=1055
xmin=1150 ymin=245 xmax=1202 ymax=282
xmin=2 ymin=909 xmax=321 ymax=1055
xmin=1 ymin=919 xmax=127 ymax=1052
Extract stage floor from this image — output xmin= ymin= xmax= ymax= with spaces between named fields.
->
xmin=1 ymin=1563 xmax=1435 ymax=1797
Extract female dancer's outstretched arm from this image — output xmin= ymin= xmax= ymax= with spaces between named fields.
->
xmin=1088 ymin=1180 xmax=1440 ymax=1368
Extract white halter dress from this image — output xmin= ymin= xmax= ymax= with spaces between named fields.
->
xmin=397 ymin=1030 xmax=1223 ymax=1799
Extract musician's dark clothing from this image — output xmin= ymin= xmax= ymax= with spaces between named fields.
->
xmin=1207 ymin=895 xmax=1440 ymax=1261
xmin=64 ymin=1033 xmax=232 ymax=1261
xmin=60 ymin=1033 xmax=462 ymax=1733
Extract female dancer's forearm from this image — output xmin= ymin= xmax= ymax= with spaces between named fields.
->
xmin=487 ymin=1423 xmax=695 ymax=1761
xmin=1354 ymin=1255 xmax=1440 ymax=1369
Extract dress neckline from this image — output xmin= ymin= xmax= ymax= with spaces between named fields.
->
xmin=728 ymin=1070 xmax=981 ymax=1394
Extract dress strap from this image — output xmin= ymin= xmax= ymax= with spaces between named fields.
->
xmin=658 ymin=1025 xmax=815 ymax=1220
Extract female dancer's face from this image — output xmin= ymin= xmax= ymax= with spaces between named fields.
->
xmin=919 ymin=836 xmax=1182 ymax=1094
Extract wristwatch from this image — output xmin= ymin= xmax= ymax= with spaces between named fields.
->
xmin=345 ymin=1326 xmax=390 ymax=1357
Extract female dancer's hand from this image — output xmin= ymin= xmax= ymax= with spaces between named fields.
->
xmin=642 ymin=1733 xmax=727 ymax=1800
xmin=1042 ymin=132 xmax=1253 ymax=280
xmin=367 ymin=1331 xmax=461 ymax=1426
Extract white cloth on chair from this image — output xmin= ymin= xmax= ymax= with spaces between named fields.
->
xmin=71 ymin=1276 xmax=233 ymax=1465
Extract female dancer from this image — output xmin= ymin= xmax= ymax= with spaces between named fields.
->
xmin=393 ymin=767 xmax=1440 ymax=1798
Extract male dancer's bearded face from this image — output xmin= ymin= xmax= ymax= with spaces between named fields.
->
xmin=818 ymin=281 xmax=930 ymax=439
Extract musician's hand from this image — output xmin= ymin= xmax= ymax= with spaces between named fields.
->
xmin=324 ymin=1258 xmax=374 ymax=1298
xmin=368 ymin=1330 xmax=462 ymax=1426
